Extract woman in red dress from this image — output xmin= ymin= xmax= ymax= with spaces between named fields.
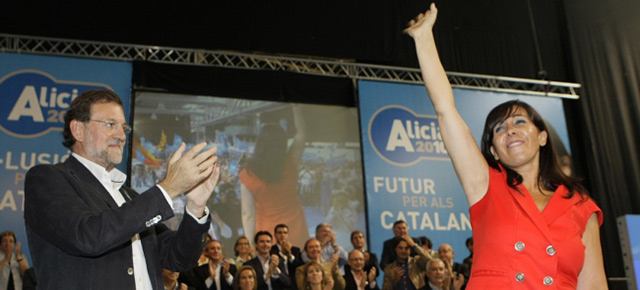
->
xmin=239 ymin=105 xmax=309 ymax=247
xmin=404 ymin=4 xmax=607 ymax=290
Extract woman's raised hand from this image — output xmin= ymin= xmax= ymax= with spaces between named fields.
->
xmin=404 ymin=3 xmax=438 ymax=39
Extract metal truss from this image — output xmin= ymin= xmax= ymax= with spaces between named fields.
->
xmin=1 ymin=33 xmax=580 ymax=98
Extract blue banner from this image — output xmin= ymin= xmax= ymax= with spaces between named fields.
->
xmin=0 ymin=53 xmax=132 ymax=264
xmin=359 ymin=80 xmax=570 ymax=266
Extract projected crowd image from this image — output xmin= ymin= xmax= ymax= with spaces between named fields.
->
xmin=131 ymin=92 xmax=365 ymax=256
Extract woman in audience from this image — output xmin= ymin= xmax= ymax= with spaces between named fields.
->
xmin=232 ymin=236 xmax=253 ymax=266
xmin=1 ymin=231 xmax=30 ymax=290
xmin=234 ymin=265 xmax=257 ymax=290
xmin=303 ymin=261 xmax=334 ymax=290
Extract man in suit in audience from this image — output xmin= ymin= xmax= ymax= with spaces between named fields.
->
xmin=437 ymin=244 xmax=468 ymax=290
xmin=270 ymin=224 xmax=304 ymax=289
xmin=421 ymin=259 xmax=464 ymax=290
xmin=382 ymin=235 xmax=431 ymax=290
xmin=344 ymin=250 xmax=378 ymax=290
xmin=245 ymin=231 xmax=291 ymax=290
xmin=163 ymin=268 xmax=194 ymax=290
xmin=180 ymin=240 xmax=237 ymax=290
xmin=380 ymin=221 xmax=420 ymax=270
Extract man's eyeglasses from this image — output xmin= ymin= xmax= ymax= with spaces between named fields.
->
xmin=89 ymin=120 xmax=132 ymax=133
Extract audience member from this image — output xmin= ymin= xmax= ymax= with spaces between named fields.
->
xmin=415 ymin=237 xmax=433 ymax=256
xmin=381 ymin=235 xmax=431 ymax=290
xmin=303 ymin=262 xmax=334 ymax=290
xmin=344 ymin=250 xmax=378 ymax=290
xmin=234 ymin=265 xmax=258 ymax=290
xmin=244 ymin=231 xmax=290 ymax=290
xmin=309 ymin=223 xmax=348 ymax=268
xmin=163 ymin=268 xmax=193 ymax=290
xmin=234 ymin=237 xmax=254 ymax=266
xmin=1 ymin=231 xmax=29 ymax=290
xmin=198 ymin=235 xmax=214 ymax=266
xmin=380 ymin=221 xmax=419 ymax=269
xmin=24 ymin=89 xmax=219 ymax=290
xmin=180 ymin=240 xmax=236 ymax=290
xmin=436 ymin=244 xmax=468 ymax=289
xmin=421 ymin=259 xmax=463 ymax=290
xmin=270 ymin=224 xmax=304 ymax=288
xmin=296 ymin=239 xmax=346 ymax=290
xmin=349 ymin=231 xmax=379 ymax=277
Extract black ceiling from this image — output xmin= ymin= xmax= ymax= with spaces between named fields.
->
xmin=0 ymin=0 xmax=573 ymax=81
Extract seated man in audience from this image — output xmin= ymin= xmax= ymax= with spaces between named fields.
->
xmin=244 ymin=231 xmax=291 ymax=290
xmin=380 ymin=221 xmax=420 ymax=270
xmin=180 ymin=240 xmax=236 ymax=290
xmin=421 ymin=259 xmax=464 ymax=290
xmin=303 ymin=223 xmax=348 ymax=269
xmin=163 ymin=268 xmax=193 ymax=290
xmin=296 ymin=238 xmax=346 ymax=290
xmin=436 ymin=244 xmax=468 ymax=289
xmin=344 ymin=250 xmax=378 ymax=290
xmin=270 ymin=224 xmax=304 ymax=288
xmin=382 ymin=234 xmax=431 ymax=290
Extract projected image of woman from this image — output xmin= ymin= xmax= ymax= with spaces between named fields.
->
xmin=404 ymin=3 xmax=607 ymax=290
xmin=239 ymin=104 xmax=309 ymax=247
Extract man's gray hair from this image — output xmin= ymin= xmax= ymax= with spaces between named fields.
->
xmin=426 ymin=258 xmax=445 ymax=272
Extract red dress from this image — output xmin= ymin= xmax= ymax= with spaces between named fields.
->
xmin=467 ymin=166 xmax=602 ymax=290
xmin=239 ymin=152 xmax=309 ymax=247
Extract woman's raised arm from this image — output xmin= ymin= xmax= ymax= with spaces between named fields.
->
xmin=405 ymin=3 xmax=489 ymax=205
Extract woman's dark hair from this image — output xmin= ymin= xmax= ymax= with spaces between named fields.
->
xmin=245 ymin=123 xmax=288 ymax=184
xmin=479 ymin=100 xmax=587 ymax=199
xmin=62 ymin=89 xmax=123 ymax=149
